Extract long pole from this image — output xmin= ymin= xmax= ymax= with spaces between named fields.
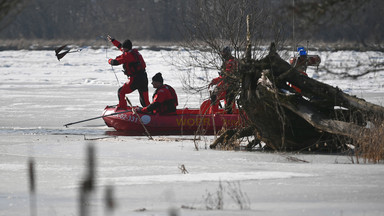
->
xmin=125 ymin=96 xmax=153 ymax=140
xmin=64 ymin=110 xmax=131 ymax=127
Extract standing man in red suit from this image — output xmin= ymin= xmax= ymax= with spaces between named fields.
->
xmin=107 ymin=35 xmax=150 ymax=109
xmin=208 ymin=46 xmax=238 ymax=114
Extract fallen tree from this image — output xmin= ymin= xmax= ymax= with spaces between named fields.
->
xmin=211 ymin=43 xmax=384 ymax=152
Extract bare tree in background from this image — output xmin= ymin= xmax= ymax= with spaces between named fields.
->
xmin=1 ymin=0 xmax=382 ymax=50
xmin=280 ymin=0 xmax=384 ymax=78
xmin=0 ymin=0 xmax=26 ymax=31
xmin=0 ymin=0 xmax=186 ymax=42
xmin=177 ymin=0 xmax=278 ymax=94
xmin=280 ymin=0 xmax=383 ymax=49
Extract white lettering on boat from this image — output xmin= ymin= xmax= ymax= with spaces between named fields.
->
xmin=118 ymin=114 xmax=138 ymax=123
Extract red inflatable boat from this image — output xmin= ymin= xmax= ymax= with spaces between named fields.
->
xmin=102 ymin=101 xmax=243 ymax=136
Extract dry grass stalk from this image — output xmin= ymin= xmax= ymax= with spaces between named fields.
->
xmin=226 ymin=181 xmax=250 ymax=210
xmin=354 ymin=120 xmax=384 ymax=164
xmin=28 ymin=158 xmax=37 ymax=216
xmin=203 ymin=181 xmax=250 ymax=210
xmin=204 ymin=181 xmax=224 ymax=210
xmin=178 ymin=164 xmax=189 ymax=174
xmin=104 ymin=185 xmax=115 ymax=215
xmin=79 ymin=144 xmax=96 ymax=216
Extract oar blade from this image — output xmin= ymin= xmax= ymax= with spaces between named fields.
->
xmin=56 ymin=50 xmax=69 ymax=61
xmin=55 ymin=44 xmax=67 ymax=55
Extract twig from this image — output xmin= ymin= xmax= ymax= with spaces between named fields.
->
xmin=284 ymin=155 xmax=309 ymax=163
xmin=178 ymin=164 xmax=189 ymax=174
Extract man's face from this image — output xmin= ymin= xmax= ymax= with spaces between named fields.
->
xmin=152 ymin=81 xmax=162 ymax=88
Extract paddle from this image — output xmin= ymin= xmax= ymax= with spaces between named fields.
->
xmin=55 ymin=45 xmax=82 ymax=61
xmin=63 ymin=109 xmax=131 ymax=127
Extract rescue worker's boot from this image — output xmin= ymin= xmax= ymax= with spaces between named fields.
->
xmin=116 ymin=100 xmax=128 ymax=110
xmin=117 ymin=93 xmax=128 ymax=110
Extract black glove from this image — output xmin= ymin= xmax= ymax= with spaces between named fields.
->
xmin=107 ymin=35 xmax=115 ymax=42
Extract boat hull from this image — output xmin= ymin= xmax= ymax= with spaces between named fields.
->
xmin=102 ymin=106 xmax=242 ymax=136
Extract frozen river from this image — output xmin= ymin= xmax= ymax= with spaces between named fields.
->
xmin=1 ymin=48 xmax=384 ymax=216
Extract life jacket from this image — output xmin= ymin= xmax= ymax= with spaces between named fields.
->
xmin=225 ymin=57 xmax=237 ymax=73
xmin=151 ymin=84 xmax=178 ymax=114
xmin=122 ymin=49 xmax=146 ymax=77
xmin=164 ymin=84 xmax=178 ymax=107
xmin=211 ymin=56 xmax=238 ymax=94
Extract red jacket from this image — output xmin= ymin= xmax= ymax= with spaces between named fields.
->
xmin=109 ymin=40 xmax=146 ymax=77
xmin=209 ymin=56 xmax=237 ymax=89
xmin=223 ymin=57 xmax=236 ymax=73
xmin=142 ymin=84 xmax=178 ymax=114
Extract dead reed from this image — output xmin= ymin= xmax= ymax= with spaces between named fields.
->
xmin=203 ymin=181 xmax=250 ymax=210
xmin=353 ymin=120 xmax=384 ymax=164
xmin=28 ymin=158 xmax=37 ymax=216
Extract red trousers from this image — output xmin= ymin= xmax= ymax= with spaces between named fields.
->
xmin=118 ymin=73 xmax=150 ymax=108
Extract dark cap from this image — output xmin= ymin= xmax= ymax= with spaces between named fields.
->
xmin=222 ymin=46 xmax=231 ymax=54
xmin=152 ymin=72 xmax=163 ymax=83
xmin=122 ymin=39 xmax=132 ymax=50
xmin=221 ymin=46 xmax=231 ymax=58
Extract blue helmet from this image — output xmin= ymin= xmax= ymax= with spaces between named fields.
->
xmin=297 ymin=47 xmax=307 ymax=56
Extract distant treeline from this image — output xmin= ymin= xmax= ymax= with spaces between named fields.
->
xmin=0 ymin=0 xmax=383 ymax=46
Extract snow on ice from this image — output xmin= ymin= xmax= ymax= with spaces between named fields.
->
xmin=1 ymin=47 xmax=384 ymax=216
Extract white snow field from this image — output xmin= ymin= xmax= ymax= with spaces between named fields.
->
xmin=1 ymin=47 xmax=384 ymax=216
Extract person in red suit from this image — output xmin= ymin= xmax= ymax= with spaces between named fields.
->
xmin=140 ymin=73 xmax=178 ymax=114
xmin=107 ymin=35 xmax=150 ymax=109
xmin=208 ymin=46 xmax=237 ymax=114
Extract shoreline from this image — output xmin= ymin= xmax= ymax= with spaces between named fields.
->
xmin=1 ymin=39 xmax=383 ymax=52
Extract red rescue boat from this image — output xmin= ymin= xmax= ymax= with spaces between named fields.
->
xmin=102 ymin=100 xmax=243 ymax=136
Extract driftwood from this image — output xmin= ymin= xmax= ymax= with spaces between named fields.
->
xmin=211 ymin=43 xmax=384 ymax=151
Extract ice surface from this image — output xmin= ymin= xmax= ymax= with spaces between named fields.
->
xmin=1 ymin=48 xmax=384 ymax=216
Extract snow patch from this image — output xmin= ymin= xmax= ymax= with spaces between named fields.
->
xmin=97 ymin=171 xmax=314 ymax=186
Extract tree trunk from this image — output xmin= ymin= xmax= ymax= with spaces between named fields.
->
xmin=235 ymin=42 xmax=384 ymax=151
